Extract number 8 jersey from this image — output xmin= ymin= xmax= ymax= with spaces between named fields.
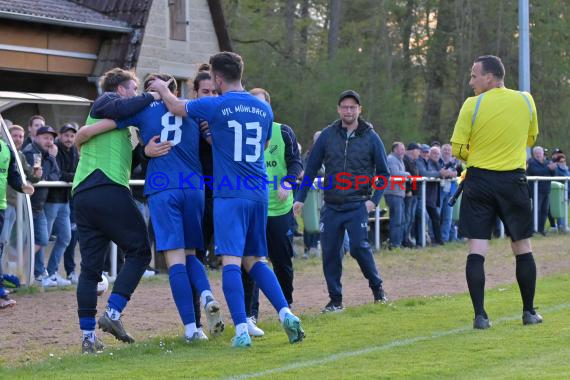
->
xmin=184 ymin=91 xmax=273 ymax=203
xmin=117 ymin=100 xmax=202 ymax=196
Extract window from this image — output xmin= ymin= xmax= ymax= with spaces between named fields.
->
xmin=169 ymin=0 xmax=187 ymax=41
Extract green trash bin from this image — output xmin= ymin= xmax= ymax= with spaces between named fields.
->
xmin=302 ymin=187 xmax=322 ymax=233
xmin=452 ymin=194 xmax=462 ymax=222
xmin=549 ymin=181 xmax=565 ymax=219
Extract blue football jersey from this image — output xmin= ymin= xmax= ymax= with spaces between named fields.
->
xmin=184 ymin=91 xmax=273 ymax=202
xmin=117 ymin=100 xmax=202 ymax=196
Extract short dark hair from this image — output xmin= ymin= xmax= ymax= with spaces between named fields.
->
xmin=100 ymin=68 xmax=139 ymax=92
xmin=143 ymin=73 xmax=177 ymax=93
xmin=192 ymin=64 xmax=212 ymax=92
xmin=475 ymin=55 xmax=505 ymax=80
xmin=209 ymin=52 xmax=243 ymax=82
xmin=28 ymin=115 xmax=45 ymax=127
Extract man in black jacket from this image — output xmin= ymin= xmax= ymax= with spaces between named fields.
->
xmin=403 ymin=143 xmax=421 ymax=247
xmin=294 ymin=90 xmax=390 ymax=312
xmin=47 ymin=123 xmax=80 ymax=284
xmin=526 ymin=146 xmax=556 ymax=235
xmin=23 ymin=126 xmax=61 ymax=287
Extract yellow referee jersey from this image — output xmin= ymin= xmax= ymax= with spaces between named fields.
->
xmin=451 ymin=87 xmax=538 ymax=171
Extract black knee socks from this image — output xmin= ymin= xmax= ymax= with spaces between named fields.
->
xmin=515 ymin=252 xmax=536 ymax=313
xmin=466 ymin=254 xmax=486 ymax=317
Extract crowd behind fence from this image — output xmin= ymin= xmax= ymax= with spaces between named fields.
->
xmin=6 ymin=175 xmax=568 ymax=286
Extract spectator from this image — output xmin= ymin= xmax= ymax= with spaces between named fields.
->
xmin=50 ymin=123 xmax=80 ymax=284
xmin=440 ymin=144 xmax=459 ymax=242
xmin=0 ymin=130 xmax=35 ymax=308
xmin=22 ymin=126 xmax=62 ymax=287
xmin=403 ymin=143 xmax=421 ymax=247
xmin=384 ymin=142 xmax=409 ymax=248
xmin=0 ymin=126 xmax=41 ymax=266
xmin=40 ymin=123 xmax=79 ymax=286
xmin=526 ymin=146 xmax=555 ymax=235
xmin=23 ymin=115 xmax=45 ymax=149
xmin=414 ymin=144 xmax=431 ymax=244
xmin=552 ymin=153 xmax=570 ymax=232
xmin=417 ymin=146 xmax=445 ymax=245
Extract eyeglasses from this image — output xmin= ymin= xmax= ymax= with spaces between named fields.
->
xmin=339 ymin=105 xmax=359 ymax=111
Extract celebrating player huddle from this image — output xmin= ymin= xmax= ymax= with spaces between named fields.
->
xmin=75 ymin=52 xmax=304 ymax=352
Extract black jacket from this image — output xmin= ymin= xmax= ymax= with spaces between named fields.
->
xmin=416 ymin=157 xmax=441 ymax=208
xmin=296 ymin=118 xmax=390 ymax=210
xmin=22 ymin=143 xmax=60 ymax=212
xmin=47 ymin=140 xmax=79 ymax=203
xmin=527 ymin=157 xmax=554 ymax=195
xmin=403 ymin=154 xmax=419 ymax=196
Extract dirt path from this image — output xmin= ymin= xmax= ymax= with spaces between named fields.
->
xmin=1 ymin=236 xmax=569 ymax=364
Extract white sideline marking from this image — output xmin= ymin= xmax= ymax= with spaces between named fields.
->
xmin=228 ymin=303 xmax=570 ymax=379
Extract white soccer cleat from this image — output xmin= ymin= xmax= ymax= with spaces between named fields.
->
xmin=204 ymin=296 xmax=224 ymax=336
xmin=247 ymin=317 xmax=264 ymax=337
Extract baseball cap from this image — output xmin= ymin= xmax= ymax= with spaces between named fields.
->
xmin=552 ymin=148 xmax=564 ymax=154
xmin=338 ymin=90 xmax=361 ymax=105
xmin=421 ymin=144 xmax=430 ymax=152
xmin=407 ymin=142 xmax=421 ymax=151
xmin=60 ymin=123 xmax=78 ymax=134
xmin=36 ymin=125 xmax=58 ymax=137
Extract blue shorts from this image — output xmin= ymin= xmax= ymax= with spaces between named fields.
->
xmin=213 ymin=198 xmax=268 ymax=257
xmin=148 ymin=188 xmax=204 ymax=251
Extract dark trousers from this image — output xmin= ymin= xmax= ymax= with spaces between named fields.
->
xmin=404 ymin=195 xmax=418 ymax=246
xmin=64 ymin=228 xmax=78 ymax=275
xmin=267 ymin=210 xmax=295 ymax=305
xmin=320 ymin=203 xmax=382 ymax=303
xmin=426 ymin=205 xmax=443 ymax=244
xmin=536 ymin=192 xmax=549 ymax=233
xmin=242 ymin=269 xmax=260 ymax=319
xmin=63 ymin=201 xmax=78 ymax=276
xmin=194 ymin=196 xmax=214 ymax=327
xmin=303 ymin=231 xmax=319 ymax=250
xmin=196 ymin=197 xmax=214 ymax=262
xmin=74 ymin=185 xmax=151 ymax=319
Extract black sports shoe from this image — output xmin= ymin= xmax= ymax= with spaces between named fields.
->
xmin=81 ymin=336 xmax=105 ymax=354
xmin=473 ymin=314 xmax=491 ymax=329
xmin=522 ymin=310 xmax=543 ymax=325
xmin=321 ymin=301 xmax=344 ymax=313
xmin=373 ymin=288 xmax=388 ymax=304
xmin=98 ymin=313 xmax=135 ymax=343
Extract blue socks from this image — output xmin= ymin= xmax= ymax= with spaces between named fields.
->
xmin=186 ymin=255 xmax=212 ymax=296
xmin=106 ymin=293 xmax=128 ymax=320
xmin=222 ymin=264 xmax=247 ymax=326
xmin=249 ymin=261 xmax=288 ymax=313
xmin=79 ymin=316 xmax=96 ymax=331
xmin=169 ymin=264 xmax=196 ymax=325
xmin=80 ymin=317 xmax=96 ymax=342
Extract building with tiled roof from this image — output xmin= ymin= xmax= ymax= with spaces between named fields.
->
xmin=0 ymin=0 xmax=231 ymax=127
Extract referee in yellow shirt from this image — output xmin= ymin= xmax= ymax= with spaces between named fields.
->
xmin=451 ymin=55 xmax=542 ymax=329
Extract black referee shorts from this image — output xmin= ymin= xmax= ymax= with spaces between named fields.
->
xmin=459 ymin=167 xmax=533 ymax=242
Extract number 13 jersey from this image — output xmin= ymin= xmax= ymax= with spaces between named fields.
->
xmin=184 ymin=91 xmax=273 ymax=203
